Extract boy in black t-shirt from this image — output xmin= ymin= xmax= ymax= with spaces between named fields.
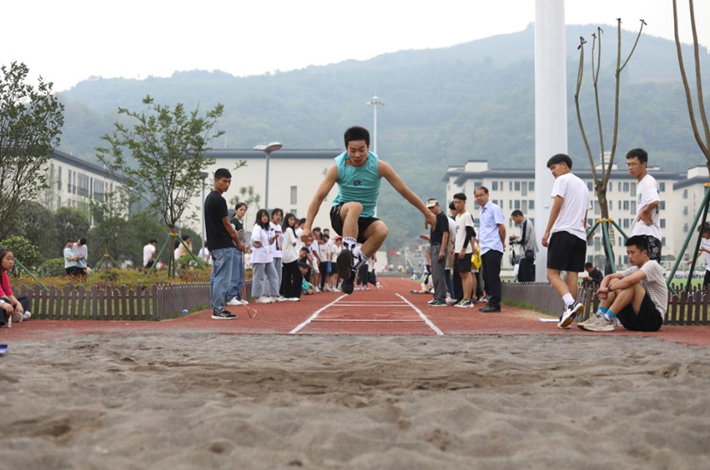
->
xmin=204 ymin=168 xmax=244 ymax=320
xmin=419 ymin=199 xmax=449 ymax=306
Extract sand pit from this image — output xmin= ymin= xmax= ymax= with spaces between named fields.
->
xmin=1 ymin=333 xmax=709 ymax=469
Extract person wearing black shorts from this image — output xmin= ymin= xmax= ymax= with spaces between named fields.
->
xmin=578 ymin=236 xmax=667 ymax=332
xmin=542 ymin=154 xmax=591 ymax=329
xmin=452 ymin=193 xmax=477 ymax=308
xmin=301 ymin=126 xmax=436 ymax=294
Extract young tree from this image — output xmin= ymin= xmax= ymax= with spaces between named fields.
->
xmin=673 ymin=0 xmax=710 ymax=175
xmin=229 ymin=185 xmax=261 ymax=209
xmin=0 ymin=62 xmax=64 ymax=230
xmin=574 ymin=20 xmax=645 ymax=271
xmin=97 ymin=96 xmax=224 ymax=276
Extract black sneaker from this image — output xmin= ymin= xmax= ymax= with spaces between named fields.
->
xmin=337 ymin=249 xmax=354 ymax=280
xmin=340 ymin=267 xmax=357 ymax=294
xmin=212 ymin=310 xmax=237 ymax=320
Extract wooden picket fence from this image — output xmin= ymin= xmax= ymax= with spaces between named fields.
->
xmin=14 ymin=283 xmax=211 ymax=321
xmin=502 ymin=282 xmax=709 ymax=326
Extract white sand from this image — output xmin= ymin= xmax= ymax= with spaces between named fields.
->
xmin=1 ymin=334 xmax=709 ymax=469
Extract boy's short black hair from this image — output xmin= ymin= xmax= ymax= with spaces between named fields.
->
xmin=626 ymin=148 xmax=648 ymax=164
xmin=149 ymin=239 xmax=157 ymax=244
xmin=626 ymin=235 xmax=649 ymax=253
xmin=511 ymin=210 xmax=524 ymax=217
xmin=182 ymin=235 xmax=190 ymax=241
xmin=703 ymin=224 xmax=710 ymax=234
xmin=344 ymin=126 xmax=370 ymax=148
xmin=448 ymin=201 xmax=456 ymax=211
xmin=214 ymin=168 xmax=231 ymax=179
xmin=453 ymin=192 xmax=467 ymax=201
xmin=300 ymin=247 xmax=309 ymax=253
xmin=297 ymin=261 xmax=310 ymax=269
xmin=584 ymin=262 xmax=593 ymax=269
xmin=546 ymin=153 xmax=573 ymax=170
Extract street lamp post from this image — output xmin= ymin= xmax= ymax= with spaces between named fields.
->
xmin=366 ymin=96 xmax=384 ymax=154
xmin=254 ymin=142 xmax=283 ymax=210
xmin=200 ymin=171 xmax=209 ymax=250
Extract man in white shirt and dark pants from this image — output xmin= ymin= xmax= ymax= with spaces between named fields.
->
xmin=626 ymin=148 xmax=662 ymax=262
xmin=474 ymin=186 xmax=506 ymax=313
xmin=542 ymin=154 xmax=591 ymax=328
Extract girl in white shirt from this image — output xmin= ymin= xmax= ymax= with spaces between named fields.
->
xmin=251 ymin=209 xmax=281 ymax=304
xmin=280 ymin=213 xmax=302 ymax=300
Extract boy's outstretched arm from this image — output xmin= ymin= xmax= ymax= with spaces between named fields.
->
xmin=379 ymin=161 xmax=436 ymax=228
xmin=302 ymin=165 xmax=338 ymax=243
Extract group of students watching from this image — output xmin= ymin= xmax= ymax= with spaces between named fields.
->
xmin=63 ymin=238 xmax=89 ymax=277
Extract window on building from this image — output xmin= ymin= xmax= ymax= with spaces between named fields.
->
xmin=608 ymin=182 xmax=612 ymax=192
xmin=683 ymin=206 xmax=689 ymax=216
xmin=522 ymin=200 xmax=528 ymax=212
xmin=474 ymin=202 xmax=480 ymax=210
xmin=509 ymin=200 xmax=512 ymax=209
xmin=529 ymin=200 xmax=535 ymax=210
xmin=630 ymin=182 xmax=636 ymax=197
xmin=587 ymin=182 xmax=593 ymax=191
xmin=291 ymin=209 xmax=297 ymax=217
xmin=623 ymin=219 xmax=630 ymax=229
xmin=662 ymin=237 xmax=666 ymax=245
xmin=623 ymin=201 xmax=629 ymax=211
xmin=57 ymin=196 xmax=61 ymax=208
xmin=588 ymin=218 xmax=593 ymax=227
xmin=57 ymin=166 xmax=62 ymax=191
xmin=474 ymin=181 xmax=482 ymax=190
xmin=93 ymin=180 xmax=105 ymax=202
xmin=492 ymin=181 xmax=499 ymax=191
xmin=522 ymin=183 xmax=527 ymax=196
xmin=618 ymin=182 xmax=622 ymax=191
xmin=529 ymin=181 xmax=534 ymax=191
xmin=594 ymin=237 xmax=601 ymax=251
xmin=594 ymin=201 xmax=600 ymax=215
xmin=290 ymin=186 xmax=297 ymax=205
xmin=661 ymin=219 xmax=666 ymax=228
xmin=513 ymin=200 xmax=520 ymax=210
xmin=623 ymin=182 xmax=630 ymax=192
xmin=630 ymin=201 xmax=636 ymax=214
xmin=68 ymin=169 xmax=72 ymax=193
xmin=660 ymin=182 xmax=666 ymax=192
xmin=684 ymin=223 xmax=689 ymax=233
xmin=77 ymin=174 xmax=90 ymax=197
xmin=684 ymin=189 xmax=688 ymax=199
xmin=514 ymin=181 xmax=520 ymax=192
xmin=509 ymin=181 xmax=513 ymax=191
xmin=661 ymin=201 xmax=666 ymax=210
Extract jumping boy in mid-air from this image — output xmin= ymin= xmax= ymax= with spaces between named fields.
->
xmin=301 ymin=126 xmax=436 ymax=294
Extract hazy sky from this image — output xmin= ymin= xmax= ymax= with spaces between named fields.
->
xmin=3 ymin=0 xmax=708 ymax=91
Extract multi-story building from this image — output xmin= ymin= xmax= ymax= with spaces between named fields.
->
xmin=444 ymin=160 xmax=700 ymax=273
xmin=39 ymin=149 xmax=127 ymax=225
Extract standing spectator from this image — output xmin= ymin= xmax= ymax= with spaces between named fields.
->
xmin=318 ymin=234 xmax=332 ymax=291
xmin=453 ymin=193 xmax=477 ymax=307
xmin=270 ymin=208 xmax=285 ymax=295
xmin=627 ymin=148 xmax=662 ymax=261
xmin=198 ymin=242 xmax=211 ymax=266
xmin=474 ymin=186 xmax=506 ymax=313
xmin=251 ymin=209 xmax=282 ymax=304
xmin=330 ymin=237 xmax=343 ymax=291
xmin=227 ymin=202 xmax=248 ymax=305
xmin=64 ymin=239 xmax=80 ymax=276
xmin=173 ymin=240 xmax=180 ymax=261
xmin=583 ymin=262 xmax=604 ymax=288
xmin=309 ymin=228 xmax=322 ymax=292
xmin=142 ymin=239 xmax=157 ymax=270
xmin=295 ymin=218 xmax=306 ymax=253
xmin=280 ymin=213 xmax=302 ymax=301
xmin=73 ymin=238 xmax=88 ymax=276
xmin=542 ymin=154 xmax=590 ymax=328
xmin=422 ymin=199 xmax=449 ymax=307
xmin=177 ymin=234 xmax=193 ymax=258
xmin=204 ymin=168 xmax=242 ymax=320
xmin=689 ymin=224 xmax=710 ymax=288
xmin=0 ymin=249 xmax=32 ymax=326
xmin=445 ymin=201 xmax=458 ymax=304
xmin=298 ymin=247 xmax=311 ymax=283
xmin=510 ymin=209 xmax=538 ymax=282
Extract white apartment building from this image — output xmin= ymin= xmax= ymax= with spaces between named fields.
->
xmin=39 ymin=150 xmax=127 ymax=225
xmin=186 ymin=149 xmax=342 ymax=238
xmin=444 ymin=160 xmax=695 ymax=272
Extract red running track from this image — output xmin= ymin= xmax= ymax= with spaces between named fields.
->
xmin=1 ymin=278 xmax=709 ymax=347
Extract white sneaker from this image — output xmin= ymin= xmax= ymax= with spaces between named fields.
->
xmin=558 ymin=301 xmax=584 ymax=329
xmin=287 ymin=297 xmax=300 ymax=302
xmin=226 ymin=297 xmax=241 ymax=306
xmin=256 ymin=297 xmax=273 ymax=304
xmin=275 ymin=296 xmax=287 ymax=302
xmin=323 ymin=286 xmax=332 ymax=292
xmin=23 ymin=311 xmax=31 ymax=321
xmin=240 ymin=299 xmax=249 ymax=305
xmin=445 ymin=297 xmax=458 ymax=305
xmin=314 ymin=287 xmax=321 ymax=293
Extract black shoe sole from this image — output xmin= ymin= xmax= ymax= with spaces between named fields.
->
xmin=341 ymin=278 xmax=354 ymax=295
xmin=337 ymin=250 xmax=354 ymax=281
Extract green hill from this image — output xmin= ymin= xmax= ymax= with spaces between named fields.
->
xmin=55 ymin=23 xmax=710 ymax=247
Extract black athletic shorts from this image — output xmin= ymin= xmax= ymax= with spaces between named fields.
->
xmin=330 ymin=204 xmax=380 ymax=244
xmin=644 ymin=236 xmax=662 ymax=262
xmin=617 ymin=292 xmax=663 ymax=332
xmin=453 ymin=253 xmax=472 ymax=273
xmin=547 ymin=231 xmax=586 ymax=272
xmin=704 ymin=270 xmax=710 ymax=287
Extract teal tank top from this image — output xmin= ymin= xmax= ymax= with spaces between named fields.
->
xmin=332 ymin=151 xmax=381 ymax=217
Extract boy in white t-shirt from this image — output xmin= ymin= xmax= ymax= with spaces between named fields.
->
xmin=453 ymin=193 xmax=477 ymax=308
xmin=690 ymin=224 xmax=710 ymax=288
xmin=626 ymin=148 xmax=662 ymax=262
xmin=542 ymin=154 xmax=591 ymax=328
xmin=579 ymin=236 xmax=667 ymax=332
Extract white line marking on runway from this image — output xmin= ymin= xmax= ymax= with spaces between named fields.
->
xmin=289 ymin=295 xmax=347 ymax=334
xmin=396 ymin=293 xmax=445 ymax=336
xmin=330 ymin=303 xmax=408 ymax=307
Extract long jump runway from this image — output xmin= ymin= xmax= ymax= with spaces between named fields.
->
xmin=1 ymin=277 xmax=709 ymax=346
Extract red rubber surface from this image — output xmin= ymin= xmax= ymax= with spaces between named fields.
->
xmin=2 ymin=278 xmax=709 ymax=346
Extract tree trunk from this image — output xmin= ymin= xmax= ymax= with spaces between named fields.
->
xmin=168 ymin=229 xmax=177 ymax=278
xmin=596 ymin=188 xmax=614 ymax=274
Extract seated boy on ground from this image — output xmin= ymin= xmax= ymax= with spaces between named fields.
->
xmin=579 ymin=235 xmax=667 ymax=332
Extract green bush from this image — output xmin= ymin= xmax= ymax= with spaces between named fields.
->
xmin=37 ymin=258 xmax=66 ymax=277
xmin=0 ymin=235 xmax=41 ymax=276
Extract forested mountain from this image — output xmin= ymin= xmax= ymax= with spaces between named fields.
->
xmin=56 ymin=23 xmax=710 ymax=247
